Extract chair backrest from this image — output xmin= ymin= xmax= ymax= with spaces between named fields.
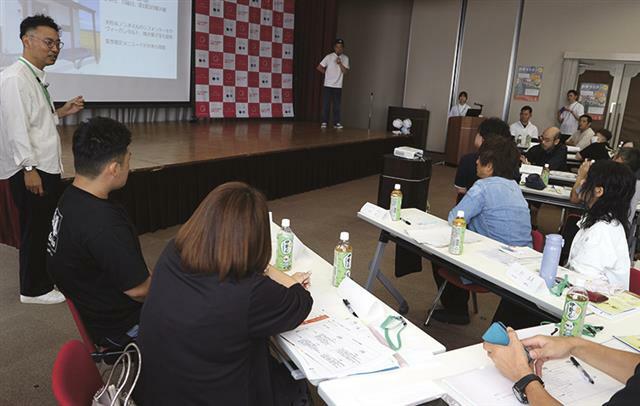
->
xmin=52 ymin=340 xmax=104 ymax=406
xmin=630 ymin=268 xmax=640 ymax=295
xmin=531 ymin=229 xmax=544 ymax=253
xmin=65 ymin=298 xmax=97 ymax=352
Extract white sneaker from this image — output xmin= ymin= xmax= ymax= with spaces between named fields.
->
xmin=20 ymin=290 xmax=65 ymax=305
xmin=320 ymin=122 xmax=328 ymax=129
xmin=334 ymin=123 xmax=344 ymax=129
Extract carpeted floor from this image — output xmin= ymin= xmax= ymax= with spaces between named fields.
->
xmin=0 ymin=164 xmax=563 ymax=405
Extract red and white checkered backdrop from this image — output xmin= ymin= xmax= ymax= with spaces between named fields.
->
xmin=193 ymin=0 xmax=295 ymax=118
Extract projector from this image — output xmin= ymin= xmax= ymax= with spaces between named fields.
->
xmin=393 ymin=146 xmax=424 ymax=160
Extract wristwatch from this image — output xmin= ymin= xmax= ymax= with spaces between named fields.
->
xmin=513 ymin=374 xmax=544 ymax=404
xmin=24 ymin=166 xmax=34 ymax=172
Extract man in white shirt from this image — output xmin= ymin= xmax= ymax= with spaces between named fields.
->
xmin=316 ymin=38 xmax=349 ymax=129
xmin=566 ymin=114 xmax=595 ymax=151
xmin=448 ymin=91 xmax=470 ymax=117
xmin=557 ymin=89 xmax=584 ymax=142
xmin=510 ymin=105 xmax=538 ymax=145
xmin=0 ymin=15 xmax=84 ymax=304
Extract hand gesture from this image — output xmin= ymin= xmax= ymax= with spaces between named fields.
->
xmin=577 ymin=159 xmax=593 ymax=180
xmin=483 ymin=327 xmax=533 ymax=382
xmin=24 ymin=170 xmax=44 ymax=196
xmin=521 ymin=335 xmax=577 ymax=376
xmin=59 ymin=96 xmax=85 ymax=117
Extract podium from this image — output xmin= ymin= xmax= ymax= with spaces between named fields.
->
xmin=445 ymin=116 xmax=485 ymax=165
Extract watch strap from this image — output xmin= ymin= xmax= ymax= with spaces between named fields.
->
xmin=513 ymin=373 xmax=544 ymax=404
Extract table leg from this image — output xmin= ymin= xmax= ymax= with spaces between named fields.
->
xmin=365 ymin=232 xmax=409 ymax=315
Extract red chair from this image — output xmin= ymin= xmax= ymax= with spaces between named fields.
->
xmin=425 ymin=230 xmax=544 ymax=326
xmin=630 ymin=268 xmax=640 ymax=295
xmin=65 ymin=298 xmax=97 ymax=354
xmin=52 ymin=340 xmax=104 ymax=406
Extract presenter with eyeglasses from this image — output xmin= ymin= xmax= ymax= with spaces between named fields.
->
xmin=0 ymin=15 xmax=85 ymax=305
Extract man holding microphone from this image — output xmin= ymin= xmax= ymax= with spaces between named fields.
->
xmin=0 ymin=15 xmax=84 ymax=304
xmin=317 ymin=38 xmax=350 ymax=130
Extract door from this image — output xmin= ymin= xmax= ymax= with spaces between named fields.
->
xmin=577 ymin=61 xmax=624 ymax=131
xmin=616 ymin=64 xmax=640 ymax=146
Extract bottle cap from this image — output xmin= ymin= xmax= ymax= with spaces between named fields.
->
xmin=394 ymin=183 xmax=401 ymax=190
xmin=281 ymin=218 xmax=290 ymax=228
xmin=340 ymin=231 xmax=349 ymax=241
xmin=544 ymin=163 xmax=549 ymax=168
xmin=456 ymin=210 xmax=464 ymax=218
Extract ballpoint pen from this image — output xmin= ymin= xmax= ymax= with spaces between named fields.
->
xmin=570 ymin=356 xmax=594 ymax=384
xmin=342 ymin=299 xmax=359 ymax=318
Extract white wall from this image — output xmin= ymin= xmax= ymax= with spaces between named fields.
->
xmin=337 ymin=0 xmax=413 ymax=131
xmin=403 ymin=0 xmax=640 ymax=152
xmin=403 ymin=0 xmax=459 ymax=152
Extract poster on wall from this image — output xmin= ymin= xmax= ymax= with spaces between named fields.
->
xmin=193 ymin=0 xmax=295 ymax=118
xmin=513 ymin=65 xmax=544 ymax=101
xmin=579 ymin=83 xmax=609 ymax=121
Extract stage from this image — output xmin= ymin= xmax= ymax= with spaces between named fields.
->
xmin=1 ymin=121 xmax=412 ymax=246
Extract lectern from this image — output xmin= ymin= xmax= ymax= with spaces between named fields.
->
xmin=445 ymin=116 xmax=485 ymax=165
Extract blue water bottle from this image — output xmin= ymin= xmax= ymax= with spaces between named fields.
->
xmin=540 ymin=234 xmax=564 ymax=288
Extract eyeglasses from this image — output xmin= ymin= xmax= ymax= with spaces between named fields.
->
xmin=29 ymin=35 xmax=64 ymax=50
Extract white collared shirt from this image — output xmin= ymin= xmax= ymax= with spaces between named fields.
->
xmin=567 ymin=127 xmax=595 ymax=151
xmin=448 ymin=103 xmax=469 ymax=117
xmin=0 ymin=57 xmax=61 ymax=179
xmin=568 ymin=219 xmax=630 ymax=290
xmin=510 ymin=120 xmax=539 ymax=140
xmin=559 ymin=101 xmax=584 ymax=135
xmin=319 ymin=52 xmax=350 ymax=88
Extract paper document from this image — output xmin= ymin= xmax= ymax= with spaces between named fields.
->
xmin=441 ymin=358 xmax=623 ymax=405
xmin=614 ymin=336 xmax=640 ymax=352
xmin=499 ymin=245 xmax=542 ymax=260
xmin=520 ymin=164 xmax=542 ymax=175
xmin=280 ymin=316 xmax=399 ymax=380
xmin=359 ymin=202 xmax=389 ymax=222
xmin=406 ymin=226 xmax=482 ymax=248
xmin=590 ymin=291 xmax=640 ymax=319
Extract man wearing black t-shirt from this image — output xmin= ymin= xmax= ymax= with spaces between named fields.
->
xmin=47 ymin=117 xmax=150 ymax=349
xmin=523 ymin=127 xmax=568 ymax=171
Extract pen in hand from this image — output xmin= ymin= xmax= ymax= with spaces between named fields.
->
xmin=570 ymin=356 xmax=594 ymax=384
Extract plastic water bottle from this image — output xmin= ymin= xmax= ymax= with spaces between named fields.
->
xmin=541 ymin=163 xmax=550 ymax=186
xmin=540 ymin=234 xmax=564 ymax=288
xmin=449 ymin=210 xmax=466 ymax=255
xmin=389 ymin=184 xmax=403 ymax=221
xmin=559 ymin=278 xmax=589 ymax=337
xmin=332 ymin=232 xmax=352 ymax=287
xmin=275 ymin=219 xmax=294 ymax=271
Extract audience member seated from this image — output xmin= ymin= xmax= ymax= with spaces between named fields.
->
xmin=613 ymin=147 xmax=640 ymax=227
xmin=567 ymin=160 xmax=634 ymax=289
xmin=138 ymin=182 xmax=313 ymax=405
xmin=575 ymin=128 xmax=613 ymax=161
xmin=454 ymin=117 xmax=513 ymax=197
xmin=565 ymin=114 xmax=595 ymax=150
xmin=484 ymin=328 xmax=640 ymax=405
xmin=448 ymin=91 xmax=470 ymax=117
xmin=432 ymin=137 xmax=532 ymax=325
xmin=510 ymin=105 xmax=538 ymax=143
xmin=47 ymin=117 xmax=151 ymax=350
xmin=521 ymin=127 xmax=567 ymax=171
xmin=557 ymin=89 xmax=584 ymax=142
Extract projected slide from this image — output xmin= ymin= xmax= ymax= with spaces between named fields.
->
xmin=0 ymin=0 xmax=179 ymax=79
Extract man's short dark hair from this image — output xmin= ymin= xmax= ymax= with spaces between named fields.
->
xmin=477 ymin=117 xmax=511 ymax=140
xmin=478 ymin=136 xmax=520 ymax=179
xmin=459 ymin=91 xmax=468 ymax=99
xmin=73 ymin=117 xmax=132 ymax=178
xmin=567 ymin=89 xmax=579 ymax=98
xmin=616 ymin=147 xmax=640 ymax=173
xmin=580 ymin=114 xmax=593 ymax=123
xmin=596 ymin=128 xmax=612 ymax=142
xmin=334 ymin=38 xmax=344 ymax=46
xmin=521 ymin=106 xmax=533 ymax=114
xmin=19 ymin=14 xmax=60 ymax=38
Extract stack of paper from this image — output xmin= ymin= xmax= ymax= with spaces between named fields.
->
xmin=590 ymin=292 xmax=640 ymax=319
xmin=279 ymin=315 xmax=399 ymax=381
xmin=520 ymin=164 xmax=542 ymax=175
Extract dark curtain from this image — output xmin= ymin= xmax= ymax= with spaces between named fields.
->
xmin=293 ymin=0 xmax=338 ymax=121
xmin=0 ymin=180 xmax=20 ymax=248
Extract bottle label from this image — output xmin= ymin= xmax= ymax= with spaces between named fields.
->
xmin=276 ymin=232 xmax=293 ymax=271
xmin=559 ymin=299 xmax=587 ymax=337
xmin=449 ymin=224 xmax=465 ymax=255
xmin=332 ymin=251 xmax=352 ymax=287
xmin=390 ymin=195 xmax=402 ymax=221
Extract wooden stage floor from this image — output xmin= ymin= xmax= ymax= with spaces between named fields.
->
xmin=58 ymin=121 xmax=403 ymax=179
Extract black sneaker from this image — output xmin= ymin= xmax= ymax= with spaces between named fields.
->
xmin=431 ymin=309 xmax=470 ymax=325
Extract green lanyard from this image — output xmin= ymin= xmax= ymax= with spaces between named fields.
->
xmin=380 ymin=315 xmax=407 ymax=351
xmin=19 ymin=58 xmax=54 ymax=114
